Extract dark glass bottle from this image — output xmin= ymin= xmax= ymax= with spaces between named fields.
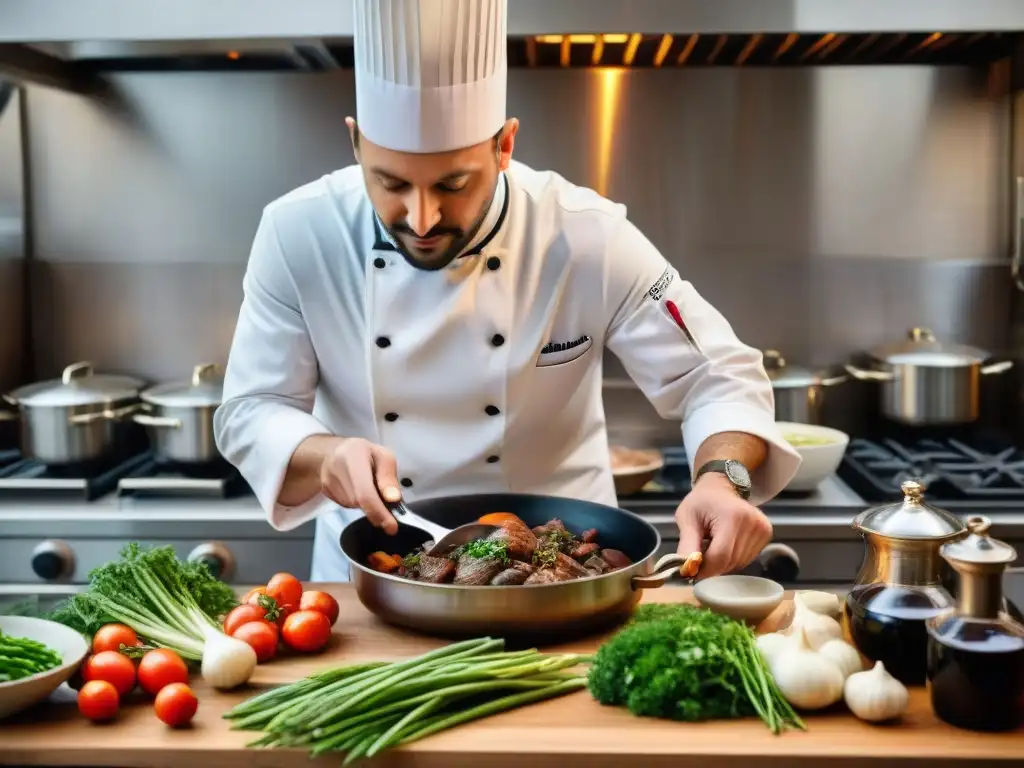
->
xmin=926 ymin=515 xmax=1024 ymax=732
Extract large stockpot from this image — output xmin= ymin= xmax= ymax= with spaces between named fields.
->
xmin=0 ymin=362 xmax=144 ymax=464
xmin=844 ymin=328 xmax=1013 ymax=426
xmin=134 ymin=364 xmax=223 ymax=464
xmin=340 ymin=493 xmax=692 ymax=638
xmin=762 ymin=349 xmax=847 ymax=424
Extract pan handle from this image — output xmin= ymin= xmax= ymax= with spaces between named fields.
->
xmin=133 ymin=413 xmax=183 ymax=429
xmin=68 ymin=403 xmax=141 ymax=426
xmin=631 ymin=552 xmax=701 ymax=590
xmin=981 ymin=360 xmax=1013 ymax=376
xmin=843 ymin=364 xmax=894 ymax=382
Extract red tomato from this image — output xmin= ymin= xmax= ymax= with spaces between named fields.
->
xmin=299 ymin=590 xmax=340 ymax=626
xmin=275 ymin=602 xmax=297 ymax=628
xmin=91 ymin=624 xmax=140 ymax=655
xmin=266 ymin=573 xmax=303 ymax=608
xmin=281 ymin=610 xmax=332 ymax=653
xmin=137 ymin=648 xmax=189 ymax=696
xmin=233 ymin=621 xmax=279 ymax=663
xmin=154 ymin=682 xmax=198 ymax=728
xmin=82 ymin=650 xmax=136 ymax=696
xmin=77 ymin=680 xmax=120 ymax=722
xmin=224 ymin=604 xmax=279 ymax=636
xmin=241 ymin=586 xmax=267 ymax=605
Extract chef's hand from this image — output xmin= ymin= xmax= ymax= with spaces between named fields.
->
xmin=675 ymin=472 xmax=772 ymax=579
xmin=319 ymin=438 xmax=402 ymax=535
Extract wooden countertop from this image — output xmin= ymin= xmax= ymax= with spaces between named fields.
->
xmin=0 ymin=586 xmax=1020 ymax=768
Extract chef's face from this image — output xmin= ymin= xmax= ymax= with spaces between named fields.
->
xmin=348 ymin=117 xmax=518 ymax=271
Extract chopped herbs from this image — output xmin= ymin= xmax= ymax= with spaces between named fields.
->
xmin=451 ymin=539 xmax=510 ymax=564
xmin=531 ymin=529 xmax=574 ymax=567
xmin=401 ymin=554 xmax=421 ymax=569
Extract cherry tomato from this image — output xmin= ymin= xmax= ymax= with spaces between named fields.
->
xmin=77 ymin=680 xmax=120 ymax=722
xmin=281 ymin=610 xmax=332 ymax=653
xmin=266 ymin=573 xmax=303 ymax=608
xmin=91 ymin=624 xmax=140 ymax=655
xmin=154 ymin=682 xmax=198 ymax=728
xmin=275 ymin=602 xmax=297 ymax=628
xmin=241 ymin=586 xmax=267 ymax=605
xmin=234 ymin=621 xmax=279 ymax=663
xmin=82 ymin=650 xmax=136 ymax=696
xmin=137 ymin=648 xmax=189 ymax=696
xmin=224 ymin=604 xmax=279 ymax=636
xmin=299 ymin=590 xmax=340 ymax=626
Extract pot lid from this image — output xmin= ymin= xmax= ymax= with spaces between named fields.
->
xmin=141 ymin=363 xmax=223 ymax=407
xmin=852 ymin=480 xmax=968 ymax=541
xmin=762 ymin=350 xmax=819 ymax=388
xmin=940 ymin=515 xmax=1017 ymax=569
xmin=6 ymin=361 xmax=144 ymax=407
xmin=871 ymin=327 xmax=990 ymax=366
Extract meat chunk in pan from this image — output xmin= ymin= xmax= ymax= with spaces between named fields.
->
xmin=600 ymin=549 xmax=633 ymax=570
xmin=532 ymin=519 xmax=567 ymax=537
xmin=416 ymin=555 xmax=457 ymax=584
xmin=583 ymin=555 xmax=610 ymax=574
xmin=454 ymin=556 xmax=506 ymax=586
xmin=490 ymin=561 xmax=535 ymax=586
xmin=486 ymin=518 xmax=538 ymax=562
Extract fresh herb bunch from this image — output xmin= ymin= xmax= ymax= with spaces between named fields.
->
xmin=48 ymin=543 xmax=238 ymax=657
xmin=450 ymin=539 xmax=509 ymax=564
xmin=587 ymin=604 xmax=805 ymax=734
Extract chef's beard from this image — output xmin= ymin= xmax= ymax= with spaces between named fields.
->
xmin=382 ymin=192 xmax=494 ymax=272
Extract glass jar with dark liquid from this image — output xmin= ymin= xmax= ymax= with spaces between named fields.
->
xmin=844 ymin=480 xmax=967 ymax=686
xmin=926 ymin=515 xmax=1024 ymax=732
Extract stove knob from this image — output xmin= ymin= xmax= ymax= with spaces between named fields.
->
xmin=31 ymin=540 xmax=75 ymax=581
xmin=758 ymin=543 xmax=800 ymax=583
xmin=187 ymin=543 xmax=235 ymax=582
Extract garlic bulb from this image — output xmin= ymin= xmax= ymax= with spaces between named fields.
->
xmin=817 ymin=638 xmax=863 ymax=680
xmin=785 ymin=598 xmax=843 ymax=650
xmin=755 ymin=632 xmax=792 ymax=665
xmin=843 ymin=661 xmax=910 ymax=722
xmin=796 ymin=590 xmax=841 ymax=619
xmin=769 ymin=626 xmax=845 ymax=710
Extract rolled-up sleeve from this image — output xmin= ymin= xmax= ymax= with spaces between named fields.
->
xmin=214 ymin=210 xmax=331 ymax=530
xmin=602 ymin=215 xmax=801 ymax=505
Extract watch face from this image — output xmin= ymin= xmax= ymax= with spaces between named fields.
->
xmin=724 ymin=460 xmax=751 ymax=489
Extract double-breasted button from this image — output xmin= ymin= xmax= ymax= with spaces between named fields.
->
xmin=376 ymin=336 xmax=391 ymax=348
xmin=485 ymin=405 xmax=500 ymax=416
xmin=400 ymin=478 xmax=413 ymax=488
xmin=373 ymin=257 xmax=386 ymax=269
xmin=491 ymin=334 xmax=505 ymax=347
xmin=486 ymin=256 xmax=501 ymax=271
xmin=486 ymin=455 xmax=500 ymax=464
xmin=384 ymin=412 xmax=399 ymax=422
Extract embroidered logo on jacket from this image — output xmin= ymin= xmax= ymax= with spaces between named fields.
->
xmin=646 ymin=267 xmax=675 ymax=302
xmin=540 ymin=335 xmax=592 ymax=355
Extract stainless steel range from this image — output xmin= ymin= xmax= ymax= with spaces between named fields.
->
xmin=0 ymin=449 xmax=314 ymax=613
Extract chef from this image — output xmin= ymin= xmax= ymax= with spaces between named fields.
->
xmin=214 ymin=0 xmax=802 ymax=583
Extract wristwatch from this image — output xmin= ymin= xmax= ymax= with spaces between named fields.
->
xmin=693 ymin=459 xmax=752 ymax=500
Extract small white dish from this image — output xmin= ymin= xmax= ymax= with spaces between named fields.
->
xmin=693 ymin=575 xmax=785 ymax=623
xmin=0 ymin=615 xmax=89 ymax=719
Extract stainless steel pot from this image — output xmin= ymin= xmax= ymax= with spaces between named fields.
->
xmin=763 ymin=349 xmax=847 ymax=424
xmin=340 ymin=493 xmax=692 ymax=638
xmin=0 ymin=361 xmax=144 ymax=464
xmin=134 ymin=363 xmax=223 ymax=464
xmin=844 ymin=328 xmax=1013 ymax=426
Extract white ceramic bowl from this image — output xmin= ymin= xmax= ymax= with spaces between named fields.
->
xmin=0 ymin=615 xmax=89 ymax=719
xmin=776 ymin=421 xmax=850 ymax=491
xmin=694 ymin=575 xmax=785 ymax=623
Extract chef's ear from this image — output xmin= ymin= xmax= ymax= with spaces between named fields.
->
xmin=495 ymin=118 xmax=518 ymax=171
xmin=346 ymin=117 xmax=361 ymax=160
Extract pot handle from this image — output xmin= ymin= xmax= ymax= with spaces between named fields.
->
xmin=68 ymin=403 xmax=141 ymax=426
xmin=981 ymin=360 xmax=1014 ymax=375
xmin=631 ymin=552 xmax=702 ymax=590
xmin=0 ymin=409 xmax=17 ymax=422
xmin=843 ymin=364 xmax=894 ymax=382
xmin=818 ymin=372 xmax=848 ymax=387
xmin=133 ymin=413 xmax=183 ymax=429
xmin=2 ymin=393 xmax=16 ymax=406
xmin=62 ymin=361 xmax=94 ymax=384
xmin=192 ymin=363 xmax=221 ymax=386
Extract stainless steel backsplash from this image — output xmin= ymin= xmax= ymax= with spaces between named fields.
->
xmin=0 ymin=85 xmax=25 ymax=396
xmin=15 ymin=66 xmax=1016 ymax=441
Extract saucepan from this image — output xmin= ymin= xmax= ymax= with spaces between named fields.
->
xmin=133 ymin=363 xmax=224 ymax=465
xmin=340 ymin=493 xmax=692 ymax=638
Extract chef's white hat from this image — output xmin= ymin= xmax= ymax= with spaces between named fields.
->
xmin=353 ymin=0 xmax=508 ymax=154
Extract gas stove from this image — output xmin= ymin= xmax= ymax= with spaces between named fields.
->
xmin=0 ymin=451 xmax=153 ymax=501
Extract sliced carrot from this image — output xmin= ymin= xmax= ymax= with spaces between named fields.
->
xmin=368 ymin=551 xmax=401 ymax=573
xmin=477 ymin=512 xmax=524 ymax=527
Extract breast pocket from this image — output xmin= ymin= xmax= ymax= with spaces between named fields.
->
xmin=536 ymin=335 xmax=594 ymax=368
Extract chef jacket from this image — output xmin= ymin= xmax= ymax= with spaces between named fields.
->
xmin=214 ymin=160 xmax=802 ymax=582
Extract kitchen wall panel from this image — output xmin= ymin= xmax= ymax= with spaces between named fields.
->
xmin=20 ymin=67 xmax=1014 ymax=439
xmin=0 ymin=84 xmax=25 ymax=398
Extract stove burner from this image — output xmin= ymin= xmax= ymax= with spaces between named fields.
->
xmin=0 ymin=452 xmax=153 ymax=501
xmin=117 ymin=459 xmax=250 ymax=499
xmin=839 ymin=436 xmax=1024 ymax=503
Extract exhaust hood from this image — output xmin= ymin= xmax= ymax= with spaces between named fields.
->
xmin=2 ymin=0 xmax=1023 ymax=90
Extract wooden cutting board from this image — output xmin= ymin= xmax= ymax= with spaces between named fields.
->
xmin=0 ymin=586 xmax=1019 ymax=768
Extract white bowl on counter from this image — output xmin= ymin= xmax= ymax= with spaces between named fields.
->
xmin=777 ymin=421 xmax=850 ymax=491
xmin=694 ymin=575 xmax=785 ymax=623
xmin=0 ymin=616 xmax=89 ymax=720
xmin=609 ymin=445 xmax=665 ymax=496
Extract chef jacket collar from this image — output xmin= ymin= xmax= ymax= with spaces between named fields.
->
xmin=371 ymin=172 xmax=510 ymax=259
